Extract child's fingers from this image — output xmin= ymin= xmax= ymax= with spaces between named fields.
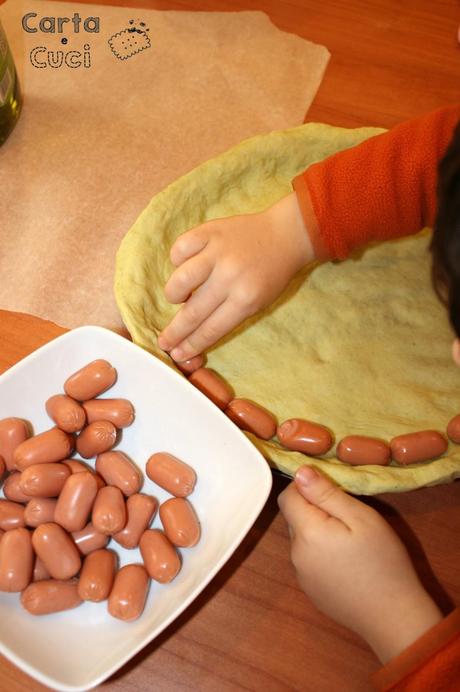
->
xmin=169 ymin=296 xmax=251 ymax=361
xmin=294 ymin=466 xmax=365 ymax=525
xmin=158 ymin=284 xmax=225 ymax=353
xmin=170 ymin=227 xmax=210 ymax=267
xmin=278 ymin=481 xmax=334 ymax=536
xmin=164 ymin=254 xmax=213 ymax=304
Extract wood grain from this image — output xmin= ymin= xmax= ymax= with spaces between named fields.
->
xmin=1 ymin=0 xmax=459 ymax=690
xmin=45 ymin=0 xmax=460 ymax=127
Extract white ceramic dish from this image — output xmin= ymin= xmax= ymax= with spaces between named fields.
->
xmin=0 ymin=326 xmax=272 ymax=691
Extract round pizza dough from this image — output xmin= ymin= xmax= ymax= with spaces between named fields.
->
xmin=115 ymin=122 xmax=460 ymax=495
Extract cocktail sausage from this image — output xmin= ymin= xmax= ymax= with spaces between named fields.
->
xmin=146 ymin=452 xmax=196 ymax=497
xmin=45 ymin=395 xmax=86 ymax=433
xmin=54 ymin=471 xmax=99 ymax=532
xmin=390 ymin=430 xmax=448 ymax=465
xmin=336 ymin=436 xmax=391 ymax=466
xmin=139 ymin=529 xmax=181 ymax=583
xmin=188 ymin=368 xmax=233 ymax=409
xmin=92 ymin=486 xmax=126 ymax=535
xmin=64 ymin=360 xmax=117 ymax=401
xmin=225 ymin=399 xmax=277 ymax=440
xmin=277 ymin=418 xmax=333 ymax=455
xmin=0 ymin=527 xmax=33 ymax=592
xmin=21 ymin=579 xmax=82 ymax=615
xmin=32 ymin=522 xmax=81 ymax=579
xmin=95 ymin=451 xmax=142 ymax=496
xmin=108 ymin=564 xmax=149 ymax=621
xmin=78 ymin=549 xmax=117 ymax=602
xmin=76 ymin=420 xmax=117 ymax=459
xmin=14 ymin=428 xmax=74 ymax=471
xmin=159 ymin=498 xmax=200 ymax=547
xmin=83 ymin=399 xmax=135 ymax=428
xmin=19 ymin=462 xmax=71 ymax=497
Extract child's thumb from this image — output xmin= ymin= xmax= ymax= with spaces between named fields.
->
xmin=294 ymin=465 xmax=360 ymax=522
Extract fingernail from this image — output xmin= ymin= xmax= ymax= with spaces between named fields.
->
xmin=170 ymin=347 xmax=184 ymax=361
xmin=295 ymin=466 xmax=319 ymax=486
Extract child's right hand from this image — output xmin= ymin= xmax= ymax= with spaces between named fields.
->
xmin=157 ymin=192 xmax=314 ymax=361
xmin=278 ymin=466 xmax=443 ymax=663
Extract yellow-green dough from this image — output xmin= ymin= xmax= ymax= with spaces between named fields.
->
xmin=115 ymin=122 xmax=460 ymax=495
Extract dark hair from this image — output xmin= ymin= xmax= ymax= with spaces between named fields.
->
xmin=431 ymin=120 xmax=460 ymax=338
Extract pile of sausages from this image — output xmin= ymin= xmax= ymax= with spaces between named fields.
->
xmin=175 ymin=355 xmax=460 ymax=467
xmin=0 ymin=360 xmax=200 ymax=621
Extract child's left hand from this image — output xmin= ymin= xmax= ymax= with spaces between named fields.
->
xmin=278 ymin=466 xmax=442 ymax=663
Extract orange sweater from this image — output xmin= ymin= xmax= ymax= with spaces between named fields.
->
xmin=293 ymin=105 xmax=460 ymax=691
xmin=293 ymin=105 xmax=460 ymax=261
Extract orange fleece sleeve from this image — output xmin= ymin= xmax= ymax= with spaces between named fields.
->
xmin=372 ymin=607 xmax=460 ymax=692
xmin=293 ymin=106 xmax=460 ymax=261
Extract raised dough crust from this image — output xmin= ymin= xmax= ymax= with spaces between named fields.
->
xmin=115 ymin=122 xmax=460 ymax=494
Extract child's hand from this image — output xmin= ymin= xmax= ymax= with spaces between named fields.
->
xmin=157 ymin=193 xmax=314 ymax=361
xmin=278 ymin=466 xmax=442 ymax=663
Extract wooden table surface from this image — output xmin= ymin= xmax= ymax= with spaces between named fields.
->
xmin=1 ymin=1 xmax=460 ymax=691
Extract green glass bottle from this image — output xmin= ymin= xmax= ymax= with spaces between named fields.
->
xmin=0 ymin=20 xmax=22 ymax=146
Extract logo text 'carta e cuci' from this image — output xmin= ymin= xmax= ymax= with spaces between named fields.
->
xmin=22 ymin=11 xmax=100 ymax=69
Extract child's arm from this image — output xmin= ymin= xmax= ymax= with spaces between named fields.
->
xmin=159 ymin=106 xmax=460 ymax=361
xmin=278 ymin=467 xmax=460 ymax=690
xmin=294 ymin=105 xmax=460 ymax=260
xmin=277 ymin=466 xmax=442 ymax=664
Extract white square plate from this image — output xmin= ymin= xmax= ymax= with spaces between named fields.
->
xmin=0 ymin=326 xmax=272 ymax=691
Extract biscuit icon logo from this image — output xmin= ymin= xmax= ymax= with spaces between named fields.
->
xmin=108 ymin=19 xmax=151 ymax=60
